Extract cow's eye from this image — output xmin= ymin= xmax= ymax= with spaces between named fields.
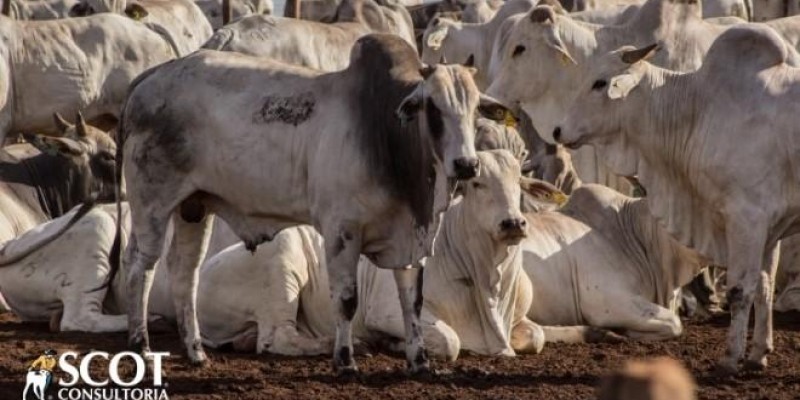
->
xmin=512 ymin=45 xmax=526 ymax=58
xmin=592 ymin=79 xmax=608 ymax=90
xmin=472 ymin=181 xmax=485 ymax=189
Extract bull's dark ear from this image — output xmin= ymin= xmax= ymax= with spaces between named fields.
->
xmin=477 ymin=94 xmax=516 ymax=123
xmin=396 ymin=87 xmax=424 ymax=123
xmin=53 ymin=113 xmax=73 ymax=134
xmin=420 ymin=65 xmax=437 ymax=79
xmin=125 ymin=2 xmax=148 ymax=20
xmin=75 ymin=111 xmax=89 ymax=138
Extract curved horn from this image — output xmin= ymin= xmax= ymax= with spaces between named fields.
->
xmin=621 ymin=43 xmax=659 ymax=64
xmin=53 ymin=112 xmax=73 ymax=134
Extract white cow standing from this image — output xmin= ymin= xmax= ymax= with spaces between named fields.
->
xmin=555 ymin=25 xmax=800 ymax=374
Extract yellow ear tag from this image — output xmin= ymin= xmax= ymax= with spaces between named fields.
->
xmin=503 ymin=110 xmax=517 ymax=128
xmin=559 ymin=53 xmax=571 ymax=66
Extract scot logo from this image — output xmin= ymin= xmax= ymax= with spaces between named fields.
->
xmin=22 ymin=349 xmax=170 ymax=400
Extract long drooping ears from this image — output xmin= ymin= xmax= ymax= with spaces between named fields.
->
xmin=621 ymin=43 xmax=660 ymax=64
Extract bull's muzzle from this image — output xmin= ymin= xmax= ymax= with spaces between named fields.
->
xmin=453 ymin=157 xmax=479 ymax=180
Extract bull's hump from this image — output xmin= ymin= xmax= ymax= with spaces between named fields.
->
xmin=703 ymin=25 xmax=788 ymax=74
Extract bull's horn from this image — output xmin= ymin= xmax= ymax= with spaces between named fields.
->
xmin=621 ymin=43 xmax=660 ymax=64
xmin=53 ymin=113 xmax=73 ymax=134
xmin=75 ymin=111 xmax=88 ymax=138
xmin=530 ymin=6 xmax=556 ymax=24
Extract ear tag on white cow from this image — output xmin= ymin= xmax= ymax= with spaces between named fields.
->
xmin=503 ymin=110 xmax=517 ymax=128
xmin=559 ymin=53 xmax=571 ymax=67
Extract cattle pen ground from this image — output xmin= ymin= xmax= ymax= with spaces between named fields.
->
xmin=1 ymin=312 xmax=799 ymax=399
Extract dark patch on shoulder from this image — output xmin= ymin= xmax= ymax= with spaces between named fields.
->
xmin=341 ymin=295 xmax=358 ymax=320
xmin=253 ymin=92 xmax=315 ymax=126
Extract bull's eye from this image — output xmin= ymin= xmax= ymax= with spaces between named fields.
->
xmin=512 ymin=45 xmax=526 ymax=58
xmin=472 ymin=181 xmax=485 ymax=189
xmin=591 ymin=79 xmax=608 ymax=91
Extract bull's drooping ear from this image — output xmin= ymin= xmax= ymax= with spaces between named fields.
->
xmin=124 ymin=2 xmax=148 ymax=20
xmin=53 ymin=112 xmax=73 ymax=134
xmin=425 ymin=21 xmax=450 ymax=50
xmin=478 ymin=94 xmax=517 ymax=126
xmin=621 ymin=43 xmax=659 ymax=64
xmin=520 ymin=177 xmax=568 ymax=206
xmin=396 ymin=85 xmax=424 ymax=124
xmin=75 ymin=111 xmax=89 ymax=138
xmin=607 ymin=73 xmax=642 ymax=100
xmin=24 ymin=134 xmax=85 ymax=157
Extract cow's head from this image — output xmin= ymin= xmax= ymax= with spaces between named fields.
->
xmin=71 ymin=0 xmax=149 ymax=19
xmin=397 ymin=63 xmax=514 ymax=179
xmin=554 ymin=44 xmax=659 ymax=151
xmin=25 ymin=113 xmax=119 ymax=203
xmin=461 ymin=150 xmax=566 ymax=245
xmin=486 ymin=5 xmax=576 ymax=112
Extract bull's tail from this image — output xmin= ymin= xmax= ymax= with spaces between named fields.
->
xmin=0 ymin=199 xmax=96 ymax=267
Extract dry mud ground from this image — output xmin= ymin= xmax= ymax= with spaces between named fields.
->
xmin=1 ymin=311 xmax=799 ymax=399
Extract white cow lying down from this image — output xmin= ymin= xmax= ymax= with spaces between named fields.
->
xmin=0 ymin=203 xmax=129 ymax=332
xmin=197 ymin=150 xmax=565 ymax=358
xmin=523 ymin=184 xmax=707 ymax=342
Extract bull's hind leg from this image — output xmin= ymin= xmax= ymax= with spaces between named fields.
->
xmin=393 ymin=267 xmax=430 ymax=373
xmin=127 ymin=218 xmax=170 ymax=355
xmin=746 ymin=244 xmax=780 ymax=370
xmin=324 ymin=221 xmax=362 ymax=374
xmin=166 ymin=207 xmax=214 ymax=364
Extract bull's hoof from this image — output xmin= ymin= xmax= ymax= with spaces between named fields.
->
xmin=712 ymin=361 xmax=739 ymax=377
xmin=744 ymin=359 xmax=767 ymax=372
xmin=188 ymin=351 xmax=209 ymax=367
xmin=333 ymin=363 xmax=359 ymax=377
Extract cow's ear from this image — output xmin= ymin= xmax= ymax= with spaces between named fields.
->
xmin=607 ymin=73 xmax=641 ymax=100
xmin=53 ymin=113 xmax=73 ymax=134
xmin=520 ymin=177 xmax=567 ymax=206
xmin=425 ymin=22 xmax=450 ymax=50
xmin=396 ymin=86 xmax=424 ymax=124
xmin=543 ymin=27 xmax=577 ymax=66
xmin=125 ymin=2 xmax=148 ymax=20
xmin=477 ymin=94 xmax=517 ymax=126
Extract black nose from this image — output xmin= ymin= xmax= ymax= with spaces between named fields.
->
xmin=454 ymin=157 xmax=479 ymax=180
xmin=500 ymin=218 xmax=527 ymax=232
xmin=553 ymin=127 xmax=562 ymax=142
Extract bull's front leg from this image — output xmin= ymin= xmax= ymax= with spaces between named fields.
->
xmin=325 ymin=222 xmax=362 ymax=374
xmin=716 ymin=218 xmax=767 ymax=375
xmin=393 ymin=267 xmax=431 ymax=374
xmin=746 ymin=243 xmax=780 ymax=370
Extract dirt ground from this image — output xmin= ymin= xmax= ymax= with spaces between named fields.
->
xmin=1 ymin=311 xmax=799 ymax=399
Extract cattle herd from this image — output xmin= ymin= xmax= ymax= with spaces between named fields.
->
xmin=2 ymin=0 xmax=800 ymax=396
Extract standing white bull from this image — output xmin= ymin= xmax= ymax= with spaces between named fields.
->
xmin=119 ymin=34 xmax=509 ymax=373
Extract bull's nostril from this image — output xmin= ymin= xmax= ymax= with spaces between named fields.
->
xmin=519 ymin=219 xmax=527 ymax=227
xmin=553 ymin=127 xmax=562 ymax=142
xmin=454 ymin=157 xmax=480 ymax=179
